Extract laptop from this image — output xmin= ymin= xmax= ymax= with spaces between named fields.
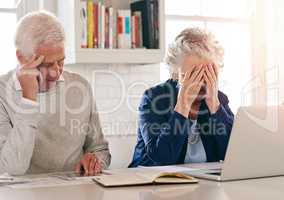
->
xmin=184 ymin=106 xmax=284 ymax=181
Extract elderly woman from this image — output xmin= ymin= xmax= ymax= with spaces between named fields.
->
xmin=129 ymin=28 xmax=234 ymax=167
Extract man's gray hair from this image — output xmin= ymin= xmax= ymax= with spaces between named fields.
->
xmin=164 ymin=28 xmax=224 ymax=80
xmin=15 ymin=10 xmax=65 ymax=58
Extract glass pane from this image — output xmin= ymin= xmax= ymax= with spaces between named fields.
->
xmin=165 ymin=19 xmax=204 ymax=46
xmin=165 ymin=0 xmax=201 ymax=16
xmin=0 ymin=0 xmax=16 ymax=8
xmin=206 ymin=22 xmax=252 ymax=113
xmin=265 ymin=0 xmax=282 ymax=105
xmin=0 ymin=13 xmax=17 ymax=75
xmin=201 ymin=0 xmax=255 ymax=18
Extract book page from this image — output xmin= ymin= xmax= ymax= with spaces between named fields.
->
xmin=139 ymin=165 xmax=200 ymax=173
xmin=154 ymin=172 xmax=198 ymax=184
xmin=94 ymin=168 xmax=162 ymax=186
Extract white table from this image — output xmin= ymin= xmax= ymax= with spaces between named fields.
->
xmin=1 ymin=175 xmax=284 ymax=200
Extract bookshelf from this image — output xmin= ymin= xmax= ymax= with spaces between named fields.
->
xmin=57 ymin=0 xmax=165 ymax=64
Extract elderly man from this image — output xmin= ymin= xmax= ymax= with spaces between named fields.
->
xmin=0 ymin=11 xmax=111 ymax=175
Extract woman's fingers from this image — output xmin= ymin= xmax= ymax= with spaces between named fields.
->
xmin=207 ymin=64 xmax=217 ymax=82
xmin=194 ymin=67 xmax=205 ymax=83
xmin=203 ymin=71 xmax=212 ymax=87
xmin=211 ymin=63 xmax=219 ymax=78
xmin=181 ymin=71 xmax=190 ymax=83
xmin=205 ymin=67 xmax=215 ymax=86
xmin=186 ymin=65 xmax=203 ymax=83
xmin=181 ymin=65 xmax=205 ymax=94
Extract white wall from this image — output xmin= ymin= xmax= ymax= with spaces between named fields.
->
xmin=65 ymin=63 xmax=161 ymax=168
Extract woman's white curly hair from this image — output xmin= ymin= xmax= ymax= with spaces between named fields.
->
xmin=164 ymin=27 xmax=224 ymax=80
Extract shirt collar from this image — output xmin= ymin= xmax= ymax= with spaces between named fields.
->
xmin=13 ymin=71 xmax=65 ymax=91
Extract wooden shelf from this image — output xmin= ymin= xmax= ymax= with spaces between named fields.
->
xmin=57 ymin=0 xmax=165 ymax=65
xmin=66 ymin=48 xmax=164 ymax=64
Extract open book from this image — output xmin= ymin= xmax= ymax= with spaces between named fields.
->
xmin=92 ymin=167 xmax=198 ymax=187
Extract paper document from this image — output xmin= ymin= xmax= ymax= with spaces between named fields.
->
xmin=139 ymin=165 xmax=200 ymax=173
xmin=0 ymin=173 xmax=31 ymax=186
xmin=6 ymin=171 xmax=98 ymax=189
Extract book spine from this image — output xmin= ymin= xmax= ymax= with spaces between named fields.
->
xmin=131 ymin=1 xmax=151 ymax=49
xmin=132 ymin=11 xmax=143 ymax=48
xmin=154 ymin=0 xmax=159 ymax=48
xmin=117 ymin=13 xmax=123 ymax=49
xmin=124 ymin=10 xmax=131 ymax=49
xmin=87 ymin=0 xmax=94 ymax=48
xmin=101 ymin=4 xmax=105 ymax=49
xmin=105 ymin=8 xmax=109 ymax=48
xmin=149 ymin=0 xmax=155 ymax=49
xmin=93 ymin=3 xmax=99 ymax=48
xmin=109 ymin=7 xmax=114 ymax=49
xmin=135 ymin=15 xmax=140 ymax=48
xmin=98 ymin=2 xmax=101 ymax=48
xmin=113 ymin=8 xmax=117 ymax=49
xmin=138 ymin=13 xmax=143 ymax=48
xmin=131 ymin=15 xmax=136 ymax=48
xmin=80 ymin=1 xmax=87 ymax=48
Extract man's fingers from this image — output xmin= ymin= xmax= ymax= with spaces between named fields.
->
xmin=81 ymin=156 xmax=92 ymax=176
xmin=23 ymin=55 xmax=45 ymax=69
xmin=94 ymin=161 xmax=102 ymax=174
xmin=30 ymin=55 xmax=45 ymax=69
xmin=88 ymin=156 xmax=96 ymax=175
xmin=75 ymin=163 xmax=81 ymax=173
xmin=25 ymin=54 xmax=37 ymax=66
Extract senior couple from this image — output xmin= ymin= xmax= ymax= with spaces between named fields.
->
xmin=0 ymin=11 xmax=233 ymax=175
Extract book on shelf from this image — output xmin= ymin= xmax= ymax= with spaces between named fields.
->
xmin=117 ymin=9 xmax=131 ymax=49
xmin=79 ymin=1 xmax=87 ymax=48
xmin=131 ymin=11 xmax=143 ymax=48
xmin=93 ymin=3 xmax=99 ymax=48
xmin=87 ymin=0 xmax=94 ymax=48
xmin=130 ymin=0 xmax=159 ymax=49
xmin=80 ymin=0 xmax=160 ymax=50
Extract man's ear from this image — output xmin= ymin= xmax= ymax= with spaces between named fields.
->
xmin=16 ymin=49 xmax=28 ymax=65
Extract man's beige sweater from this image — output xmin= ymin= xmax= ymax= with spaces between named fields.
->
xmin=0 ymin=70 xmax=111 ymax=175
